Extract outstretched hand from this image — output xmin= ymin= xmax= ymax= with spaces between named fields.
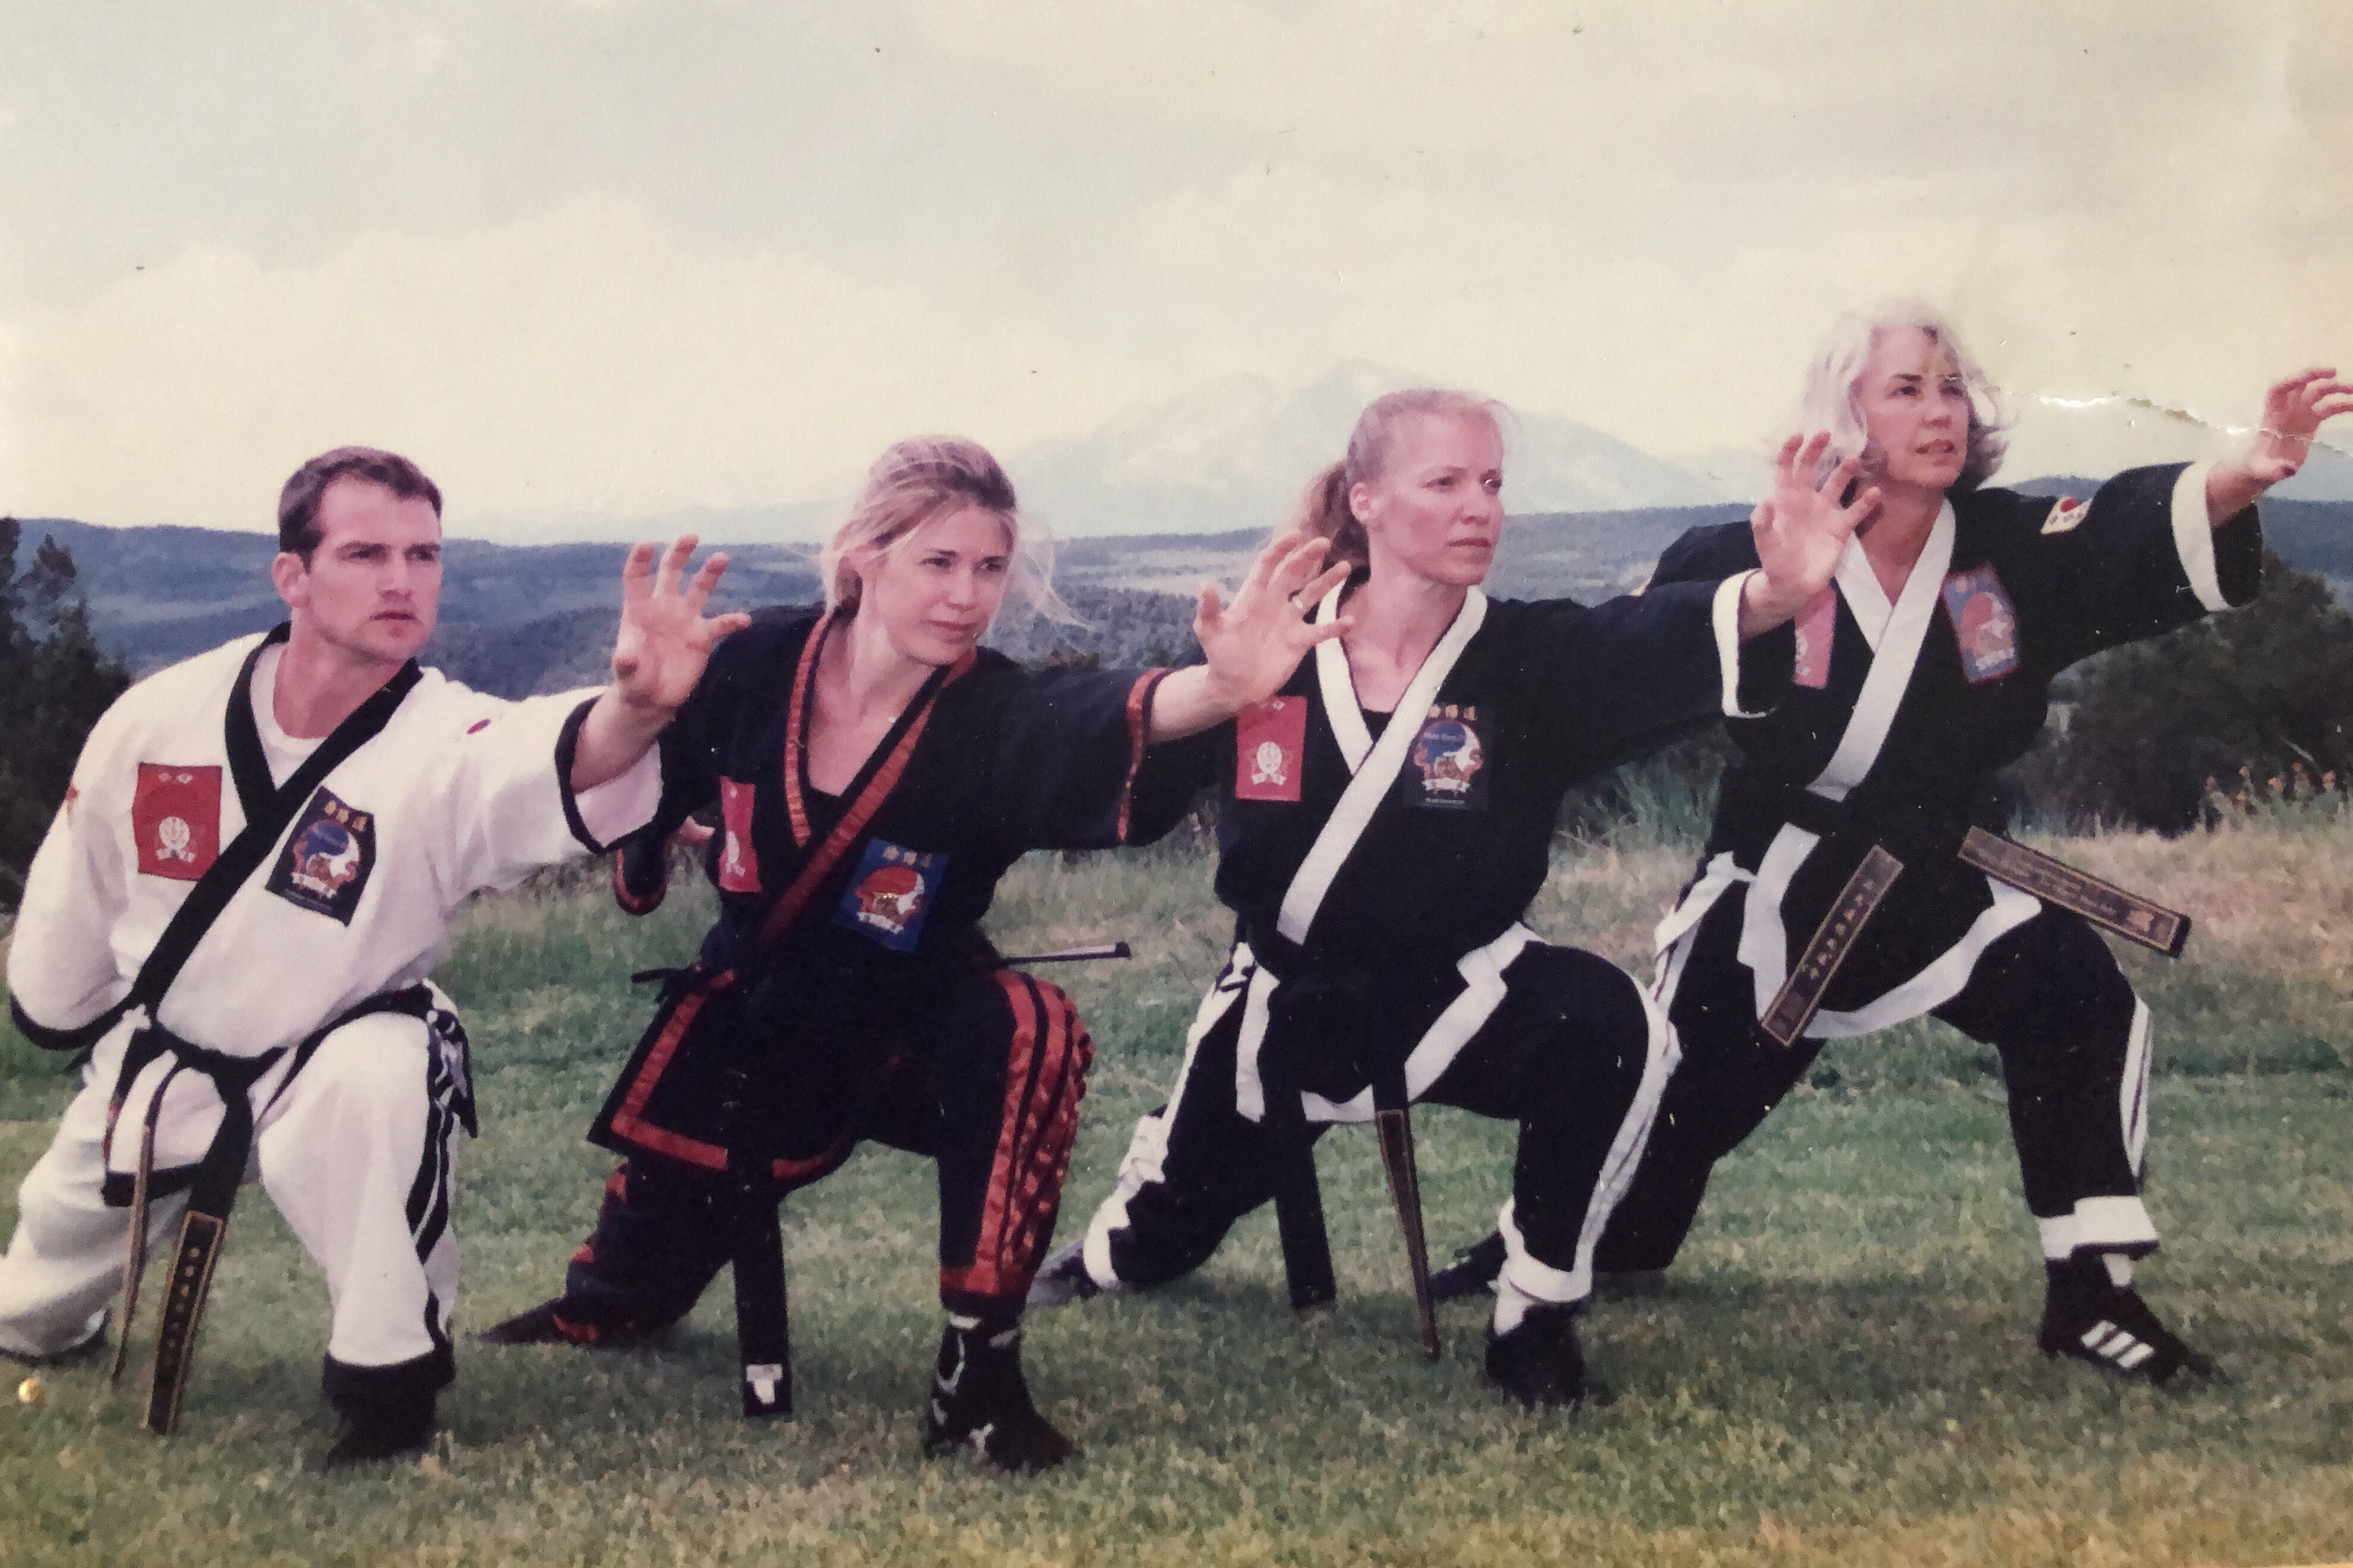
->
xmin=1193 ymin=528 xmax=1356 ymax=710
xmin=610 ymin=535 xmax=755 ymax=715
xmin=1142 ymin=529 xmax=1357 ymax=744
xmin=1742 ymin=432 xmax=1881 ymax=636
xmin=2241 ymin=367 xmax=2353 ymax=488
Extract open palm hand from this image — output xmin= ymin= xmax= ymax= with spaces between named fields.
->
xmin=610 ymin=536 xmax=755 ymax=714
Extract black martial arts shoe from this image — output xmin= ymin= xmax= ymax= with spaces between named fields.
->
xmin=919 ymin=1318 xmax=1077 ymax=1474
xmin=477 ymin=1298 xmax=590 ymax=1346
xmin=2038 ymin=1258 xmax=2217 ymax=1387
xmin=476 ymin=1297 xmax=652 ymax=1348
xmin=1025 ymin=1240 xmax=1119 ymax=1309
xmin=309 ymin=1400 xmax=436 ymax=1475
xmin=1485 ymin=1302 xmax=1587 ymax=1410
xmin=0 ymin=1311 xmax=109 ymax=1368
xmin=1430 ymin=1231 xmax=1506 ymax=1300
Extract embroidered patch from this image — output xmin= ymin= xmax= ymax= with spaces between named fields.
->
xmin=834 ymin=838 xmax=944 ymax=952
xmin=1410 ymin=705 xmax=1488 ymax=810
xmin=1941 ymin=564 xmax=2022 ymax=685
xmin=466 ymin=718 xmax=491 ymax=735
xmin=717 ymin=778 xmax=761 ymax=894
xmin=132 ymin=764 xmax=222 ymax=881
xmin=265 ymin=787 xmax=376 ymax=923
xmin=2041 ymin=496 xmax=2089 ymax=535
xmin=1792 ymin=591 xmax=1837 ymax=690
xmin=1234 ymin=696 xmax=1306 ymax=803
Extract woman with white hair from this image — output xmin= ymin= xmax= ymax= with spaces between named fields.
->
xmin=1031 ymin=388 xmax=1865 ymax=1409
xmin=481 ymin=435 xmax=1353 ymax=1472
xmin=1431 ymin=301 xmax=2351 ymax=1385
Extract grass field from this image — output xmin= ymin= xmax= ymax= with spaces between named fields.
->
xmin=4 ymin=816 xmax=2352 ymax=1566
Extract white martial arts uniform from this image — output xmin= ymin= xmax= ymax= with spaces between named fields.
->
xmin=1 ymin=633 xmax=657 ymax=1407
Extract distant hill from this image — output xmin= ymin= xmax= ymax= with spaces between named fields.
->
xmin=15 ymin=489 xmax=2346 ymax=696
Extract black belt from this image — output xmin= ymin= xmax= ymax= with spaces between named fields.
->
xmin=106 ymin=987 xmax=438 ymax=1434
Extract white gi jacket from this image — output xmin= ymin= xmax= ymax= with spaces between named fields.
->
xmin=7 ymin=631 xmax=661 ymax=1183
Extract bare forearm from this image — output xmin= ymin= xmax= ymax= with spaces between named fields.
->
xmin=1735 ymin=568 xmax=1811 ymax=640
xmin=1143 ymin=666 xmax=1252 ymax=743
xmin=569 ymin=687 xmax=671 ymax=790
xmin=2204 ymin=459 xmax=2269 ymax=528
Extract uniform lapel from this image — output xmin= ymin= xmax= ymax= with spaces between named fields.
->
xmin=1275 ymin=587 xmax=1486 ymax=945
xmin=1811 ymin=502 xmax=1954 ymax=802
xmin=1313 ymin=586 xmax=1374 ymax=774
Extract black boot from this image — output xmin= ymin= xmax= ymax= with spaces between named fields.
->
xmin=918 ymin=1316 xmax=1077 ymax=1473
xmin=1484 ymin=1300 xmax=1586 ymax=1409
xmin=310 ymin=1349 xmax=448 ymax=1473
xmin=1429 ymin=1231 xmax=1507 ymax=1300
xmin=2038 ymin=1256 xmax=2217 ymax=1387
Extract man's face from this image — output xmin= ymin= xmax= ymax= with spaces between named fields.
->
xmin=272 ymin=477 xmax=444 ymax=667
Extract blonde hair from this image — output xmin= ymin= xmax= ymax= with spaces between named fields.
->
xmin=817 ymin=437 xmax=1072 ymax=631
xmin=1789 ymin=299 xmax=2011 ymax=490
xmin=1290 ymin=389 xmax=1508 ymax=571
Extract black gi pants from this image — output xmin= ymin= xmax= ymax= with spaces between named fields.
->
xmin=1598 ymin=901 xmax=2149 ymax=1271
xmin=1099 ymin=942 xmax=1663 ymax=1300
xmin=557 ymin=968 xmax=1092 ymax=1336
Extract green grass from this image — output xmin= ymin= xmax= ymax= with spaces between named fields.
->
xmin=5 ymin=827 xmax=2353 ymax=1566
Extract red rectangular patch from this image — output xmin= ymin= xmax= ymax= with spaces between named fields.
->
xmin=1234 ymin=697 xmax=1306 ymax=802
xmin=717 ymin=777 xmax=761 ymax=893
xmin=1792 ymin=590 xmax=1836 ymax=690
xmin=131 ymin=764 xmax=222 ymax=881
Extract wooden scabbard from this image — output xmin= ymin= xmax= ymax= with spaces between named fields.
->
xmin=1957 ymin=827 xmax=2191 ymax=957
xmin=142 ymin=1211 xmax=228 ymax=1435
xmin=1759 ymin=845 xmax=1905 ymax=1048
xmin=1373 ymin=1107 xmax=1441 ymax=1361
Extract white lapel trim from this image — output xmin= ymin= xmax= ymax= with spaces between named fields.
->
xmin=1809 ymin=501 xmax=1954 ymax=802
xmin=1275 ymin=587 xmax=1488 ymax=945
xmin=1833 ymin=538 xmax=1893 ymax=652
xmin=1313 ymin=583 xmax=1373 ymax=773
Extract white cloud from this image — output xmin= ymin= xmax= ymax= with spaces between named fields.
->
xmin=1 ymin=198 xmax=1143 ymax=531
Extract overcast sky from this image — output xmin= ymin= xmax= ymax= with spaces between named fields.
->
xmin=3 ymin=1 xmax=2347 ymax=536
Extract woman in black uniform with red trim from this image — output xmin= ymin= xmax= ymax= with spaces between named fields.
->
xmin=483 ymin=436 xmax=1351 ymax=1470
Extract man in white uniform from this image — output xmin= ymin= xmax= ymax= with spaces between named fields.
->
xmin=1 ymin=446 xmax=746 ymax=1468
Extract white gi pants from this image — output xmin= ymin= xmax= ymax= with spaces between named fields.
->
xmin=0 ymin=996 xmax=466 ymax=1382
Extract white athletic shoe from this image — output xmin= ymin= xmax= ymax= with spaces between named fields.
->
xmin=1026 ymin=1240 xmax=1122 ymax=1309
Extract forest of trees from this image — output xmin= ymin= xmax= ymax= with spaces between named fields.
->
xmin=1 ymin=519 xmax=132 ymax=908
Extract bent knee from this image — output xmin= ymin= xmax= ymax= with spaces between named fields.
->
xmin=296 ymin=1011 xmax=433 ymax=1119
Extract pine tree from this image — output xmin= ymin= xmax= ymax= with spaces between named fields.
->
xmin=1 ymin=520 xmax=133 ymax=907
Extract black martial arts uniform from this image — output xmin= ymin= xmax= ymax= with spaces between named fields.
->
xmin=493 ymin=608 xmax=1199 ymax=1459
xmin=1065 ymin=573 xmax=1763 ymax=1318
xmin=1599 ymin=462 xmax=2260 ymax=1284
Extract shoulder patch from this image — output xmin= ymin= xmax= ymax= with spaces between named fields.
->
xmin=2040 ymin=496 xmax=2089 ymax=535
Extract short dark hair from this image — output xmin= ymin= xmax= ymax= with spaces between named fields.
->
xmin=277 ymin=447 xmax=443 ymax=559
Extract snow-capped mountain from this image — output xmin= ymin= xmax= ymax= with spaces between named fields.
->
xmin=1008 ymin=360 xmax=1748 ymax=537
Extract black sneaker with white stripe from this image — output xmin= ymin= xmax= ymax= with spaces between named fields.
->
xmin=2038 ymin=1258 xmax=2217 ymax=1387
xmin=918 ymin=1318 xmax=1077 ymax=1473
